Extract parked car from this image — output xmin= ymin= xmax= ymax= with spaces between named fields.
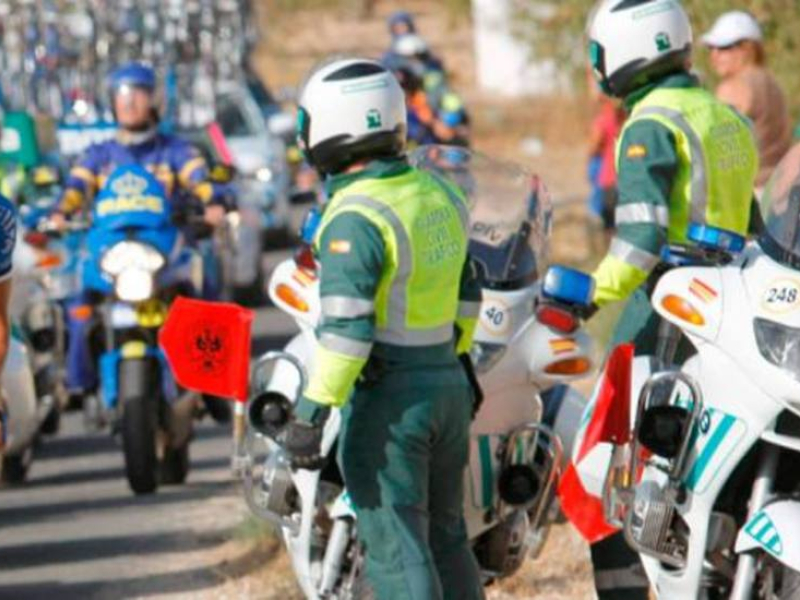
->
xmin=216 ymin=82 xmax=293 ymax=249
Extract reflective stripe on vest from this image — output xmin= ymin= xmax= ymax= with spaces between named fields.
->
xmin=318 ymin=170 xmax=469 ymax=347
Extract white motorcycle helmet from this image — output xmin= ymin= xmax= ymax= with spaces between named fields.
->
xmin=393 ymin=33 xmax=429 ymax=58
xmin=297 ymin=57 xmax=407 ymax=176
xmin=587 ymin=0 xmax=693 ymax=98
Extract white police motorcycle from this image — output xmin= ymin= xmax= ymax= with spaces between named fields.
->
xmin=239 ymin=146 xmax=595 ymax=598
xmin=575 ymin=148 xmax=800 ymax=599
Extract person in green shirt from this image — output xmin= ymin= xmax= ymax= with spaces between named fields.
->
xmin=584 ymin=1 xmax=758 ymax=598
xmin=283 ymin=57 xmax=484 ymax=600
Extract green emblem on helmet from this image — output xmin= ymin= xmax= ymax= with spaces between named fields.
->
xmin=366 ymin=109 xmax=382 ymax=130
xmin=655 ymin=32 xmax=672 ymax=52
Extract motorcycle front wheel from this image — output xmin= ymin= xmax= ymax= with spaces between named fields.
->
xmin=1 ymin=449 xmax=32 ymax=485
xmin=120 ymin=359 xmax=159 ymax=495
xmin=122 ymin=396 xmax=158 ymax=494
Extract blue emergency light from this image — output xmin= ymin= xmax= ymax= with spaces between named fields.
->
xmin=687 ymin=223 xmax=745 ymax=253
xmin=541 ymin=265 xmax=595 ymax=307
xmin=300 ymin=207 xmax=322 ymax=245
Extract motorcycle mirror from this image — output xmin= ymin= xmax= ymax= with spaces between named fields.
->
xmin=637 ymin=405 xmax=691 ymax=459
xmin=542 ymin=265 xmax=595 ymax=308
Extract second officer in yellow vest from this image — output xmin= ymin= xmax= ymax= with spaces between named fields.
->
xmin=584 ymin=1 xmax=758 ymax=599
xmin=284 ymin=58 xmax=484 ymax=600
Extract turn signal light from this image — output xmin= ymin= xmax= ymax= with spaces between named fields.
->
xmin=36 ymin=252 xmax=62 ymax=269
xmin=70 ymin=305 xmax=93 ymax=321
xmin=544 ymin=357 xmax=592 ymax=376
xmin=536 ymin=305 xmax=578 ymax=333
xmin=276 ymin=284 xmax=310 ymax=313
xmin=24 ymin=231 xmax=49 ymax=249
xmin=661 ymin=294 xmax=705 ymax=326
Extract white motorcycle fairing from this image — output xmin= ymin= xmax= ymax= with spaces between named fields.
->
xmin=4 ymin=335 xmax=40 ymax=456
xmin=624 ymin=246 xmax=800 ymax=597
xmin=735 ymin=500 xmax=800 ymax=572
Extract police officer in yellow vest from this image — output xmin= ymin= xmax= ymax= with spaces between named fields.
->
xmin=284 ymin=57 xmax=484 ymax=600
xmin=585 ymin=1 xmax=758 ymax=598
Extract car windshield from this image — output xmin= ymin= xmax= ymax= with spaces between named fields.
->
xmin=216 ymin=94 xmax=260 ymax=138
xmin=759 ymin=144 xmax=800 ymax=267
xmin=410 ymin=145 xmax=552 ymax=288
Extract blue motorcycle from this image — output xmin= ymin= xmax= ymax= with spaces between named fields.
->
xmin=72 ymin=164 xmax=203 ymax=494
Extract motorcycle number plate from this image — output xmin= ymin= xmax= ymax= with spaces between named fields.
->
xmin=110 ymin=303 xmax=137 ymax=328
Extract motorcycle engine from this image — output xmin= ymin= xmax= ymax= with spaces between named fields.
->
xmin=626 ymin=480 xmax=688 ymax=568
xmin=473 ymin=510 xmax=530 ymax=579
xmin=258 ymin=449 xmax=298 ymax=517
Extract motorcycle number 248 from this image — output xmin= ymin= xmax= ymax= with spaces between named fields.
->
xmin=763 ymin=280 xmax=800 ymax=312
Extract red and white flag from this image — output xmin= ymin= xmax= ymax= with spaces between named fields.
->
xmin=558 ymin=343 xmax=634 ymax=543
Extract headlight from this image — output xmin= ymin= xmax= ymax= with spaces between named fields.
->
xmin=255 ymin=167 xmax=273 ymax=183
xmin=470 ymin=342 xmax=506 ymax=374
xmin=754 ymin=318 xmax=800 ymax=379
xmin=101 ymin=241 xmax=165 ymax=276
xmin=115 ymin=269 xmax=154 ymax=303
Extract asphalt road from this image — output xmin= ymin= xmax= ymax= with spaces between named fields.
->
xmin=0 ymin=256 xmax=298 ymax=600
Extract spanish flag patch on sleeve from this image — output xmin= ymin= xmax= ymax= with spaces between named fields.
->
xmin=626 ymin=144 xmax=648 ymax=160
xmin=329 ymin=240 xmax=352 ymax=254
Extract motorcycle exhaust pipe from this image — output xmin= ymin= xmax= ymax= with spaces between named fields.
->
xmin=498 ymin=464 xmax=541 ymax=507
xmin=233 ymin=351 xmax=307 ymax=478
xmin=248 ymin=391 xmax=294 ymax=439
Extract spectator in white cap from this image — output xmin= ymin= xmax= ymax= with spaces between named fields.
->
xmin=703 ymin=10 xmax=791 ymax=189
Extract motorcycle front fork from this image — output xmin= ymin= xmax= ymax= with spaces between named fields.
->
xmin=729 ymin=444 xmax=780 ymax=600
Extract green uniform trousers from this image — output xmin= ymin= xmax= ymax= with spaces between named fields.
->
xmin=339 ymin=355 xmax=484 ymax=600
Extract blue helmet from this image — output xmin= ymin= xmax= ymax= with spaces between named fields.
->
xmin=388 ymin=11 xmax=416 ymax=38
xmin=109 ymin=62 xmax=157 ymax=93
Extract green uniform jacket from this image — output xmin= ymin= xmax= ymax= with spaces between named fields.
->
xmin=297 ymin=159 xmax=481 ymax=422
xmin=592 ymin=72 xmax=759 ymax=306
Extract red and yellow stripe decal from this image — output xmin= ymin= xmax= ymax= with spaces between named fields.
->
xmin=549 ymin=338 xmax=577 ymax=355
xmin=689 ymin=278 xmax=718 ymax=304
xmin=292 ymin=269 xmax=316 ymax=287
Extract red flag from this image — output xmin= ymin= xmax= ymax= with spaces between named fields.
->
xmin=558 ymin=343 xmax=635 ymax=543
xmin=576 ymin=343 xmax=634 ymax=460
xmin=558 ymin=463 xmax=618 ymax=543
xmin=159 ymin=297 xmax=254 ymax=402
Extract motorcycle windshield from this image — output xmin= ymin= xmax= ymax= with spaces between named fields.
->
xmin=760 ymin=144 xmax=800 ymax=268
xmin=410 ymin=145 xmax=552 ymax=289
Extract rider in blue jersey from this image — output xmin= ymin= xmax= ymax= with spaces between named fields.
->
xmin=53 ymin=63 xmax=228 ymax=225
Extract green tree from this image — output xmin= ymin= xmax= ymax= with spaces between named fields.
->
xmin=516 ymin=0 xmax=800 ymax=116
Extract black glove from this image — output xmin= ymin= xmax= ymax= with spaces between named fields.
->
xmin=458 ymin=353 xmax=484 ymax=419
xmin=284 ymin=420 xmax=325 ymax=471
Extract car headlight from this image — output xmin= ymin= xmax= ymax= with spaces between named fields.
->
xmin=115 ymin=269 xmax=154 ymax=302
xmin=255 ymin=167 xmax=273 ymax=183
xmin=100 ymin=241 xmax=165 ymax=277
xmin=470 ymin=342 xmax=507 ymax=374
xmin=754 ymin=318 xmax=800 ymax=380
